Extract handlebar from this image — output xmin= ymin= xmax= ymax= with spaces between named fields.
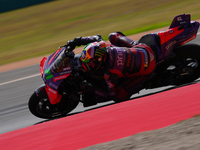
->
xmin=59 ymin=45 xmax=75 ymax=58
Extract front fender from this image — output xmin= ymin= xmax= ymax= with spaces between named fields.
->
xmin=35 ymin=84 xmax=62 ymax=105
xmin=35 ymin=84 xmax=48 ymax=98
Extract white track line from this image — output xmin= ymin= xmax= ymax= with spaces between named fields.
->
xmin=0 ymin=32 xmax=200 ymax=86
xmin=0 ymin=73 xmax=40 ymax=86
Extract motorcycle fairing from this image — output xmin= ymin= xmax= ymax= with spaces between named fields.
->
xmin=169 ymin=14 xmax=191 ymax=29
xmin=45 ymin=84 xmax=62 ymax=104
xmin=48 ymin=47 xmax=63 ymax=65
xmin=40 ymin=57 xmax=47 ymax=77
xmin=157 ymin=14 xmax=199 ymax=61
xmin=40 ymin=47 xmax=73 ymax=104
xmin=180 ymin=34 xmax=197 ymax=45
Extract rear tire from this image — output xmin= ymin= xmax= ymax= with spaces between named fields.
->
xmin=168 ymin=44 xmax=200 ymax=85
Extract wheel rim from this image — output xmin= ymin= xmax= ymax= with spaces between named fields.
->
xmin=36 ymin=98 xmax=62 ymax=118
xmin=167 ymin=58 xmax=199 ymax=83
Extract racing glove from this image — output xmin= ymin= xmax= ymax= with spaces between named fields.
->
xmin=65 ymin=37 xmax=82 ymax=51
xmin=65 ymin=34 xmax=103 ymax=50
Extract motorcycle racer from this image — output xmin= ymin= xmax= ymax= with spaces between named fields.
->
xmin=29 ymin=14 xmax=200 ymax=119
xmin=65 ymin=32 xmax=156 ymax=105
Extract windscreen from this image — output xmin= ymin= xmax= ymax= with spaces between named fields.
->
xmin=52 ymin=50 xmax=72 ymax=73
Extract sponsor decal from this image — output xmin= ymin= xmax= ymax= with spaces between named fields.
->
xmin=126 ymin=49 xmax=131 ymax=67
xmin=53 ymin=74 xmax=69 ymax=82
xmin=116 ymin=49 xmax=124 ymax=66
xmin=45 ymin=68 xmax=53 ymax=80
xmin=127 ymin=54 xmax=131 ymax=67
xmin=95 ymin=49 xmax=104 ymax=57
xmin=59 ymin=71 xmax=71 ymax=75
xmin=45 ymin=67 xmax=51 ymax=74
xmin=48 ymin=87 xmax=57 ymax=94
xmin=181 ymin=34 xmax=197 ymax=45
xmin=63 ymin=67 xmax=71 ymax=71
xmin=46 ymin=74 xmax=53 ymax=80
xmin=49 ymin=82 xmax=58 ymax=89
xmin=45 ymin=85 xmax=62 ymax=104
xmin=166 ymin=41 xmax=177 ymax=51
xmin=125 ymin=76 xmax=144 ymax=89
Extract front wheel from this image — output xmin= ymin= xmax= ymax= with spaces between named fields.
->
xmin=28 ymin=92 xmax=79 ymax=119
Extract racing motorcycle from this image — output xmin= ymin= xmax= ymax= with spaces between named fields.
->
xmin=29 ymin=14 xmax=200 ymax=119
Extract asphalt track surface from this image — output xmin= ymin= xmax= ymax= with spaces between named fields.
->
xmin=0 ymin=31 xmax=200 ymax=139
xmin=1 ymin=76 xmax=200 ymax=150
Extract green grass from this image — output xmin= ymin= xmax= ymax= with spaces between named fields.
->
xmin=1 ymin=0 xmax=200 ymax=65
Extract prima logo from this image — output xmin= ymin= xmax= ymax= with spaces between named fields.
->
xmin=166 ymin=41 xmax=177 ymax=51
xmin=116 ymin=49 xmax=124 ymax=66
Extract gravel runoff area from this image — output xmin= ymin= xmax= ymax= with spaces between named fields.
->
xmin=82 ymin=116 xmax=200 ymax=150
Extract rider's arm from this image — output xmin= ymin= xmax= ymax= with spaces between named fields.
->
xmin=65 ymin=35 xmax=103 ymax=50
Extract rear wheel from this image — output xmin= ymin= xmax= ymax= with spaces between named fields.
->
xmin=154 ymin=44 xmax=200 ymax=86
xmin=28 ymin=92 xmax=79 ymax=119
xmin=169 ymin=44 xmax=200 ymax=85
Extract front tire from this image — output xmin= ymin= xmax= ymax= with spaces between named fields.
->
xmin=28 ymin=92 xmax=79 ymax=119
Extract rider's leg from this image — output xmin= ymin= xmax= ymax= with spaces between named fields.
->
xmin=108 ymin=32 xmax=138 ymax=47
xmin=113 ymin=45 xmax=156 ymax=103
xmin=114 ymin=72 xmax=154 ymax=103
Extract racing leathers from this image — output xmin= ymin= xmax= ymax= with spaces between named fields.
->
xmin=65 ymin=32 xmax=156 ymax=104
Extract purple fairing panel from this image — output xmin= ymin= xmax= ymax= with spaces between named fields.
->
xmin=154 ymin=15 xmax=199 ymax=62
xmin=166 ymin=21 xmax=199 ymax=60
xmin=169 ymin=14 xmax=191 ymax=29
xmin=42 ymin=47 xmax=72 ymax=91
xmin=40 ymin=47 xmax=77 ymax=104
